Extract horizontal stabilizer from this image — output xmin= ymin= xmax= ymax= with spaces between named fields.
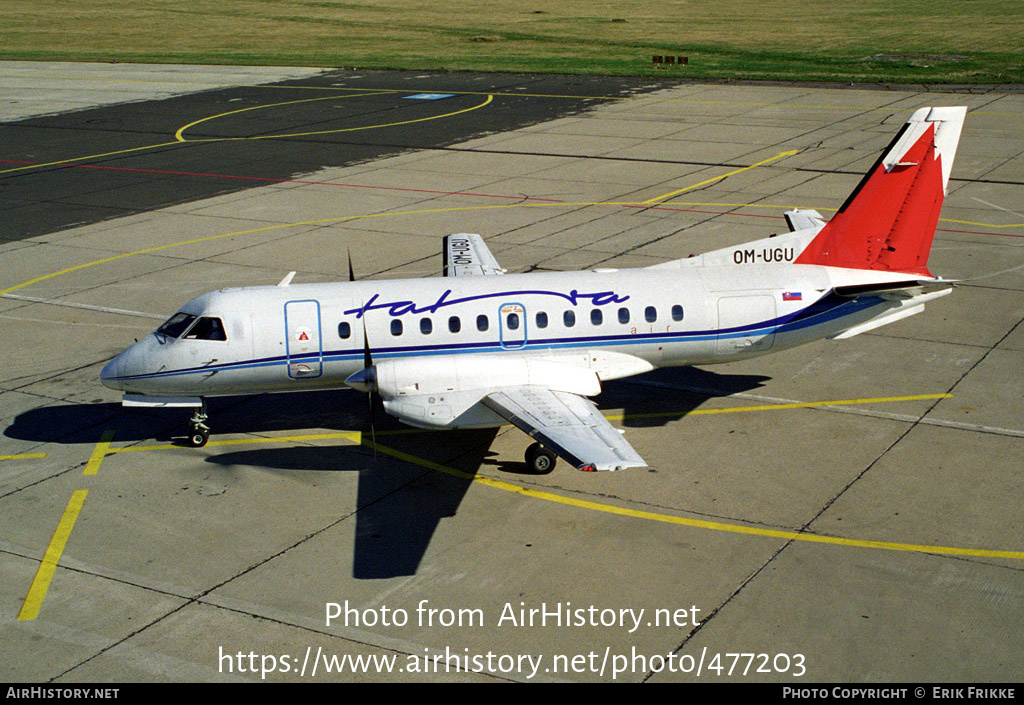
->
xmin=833 ymin=278 xmax=955 ymax=299
xmin=828 ymin=287 xmax=952 ymax=339
xmin=785 ymin=209 xmax=826 ymax=233
xmin=443 ymin=233 xmax=506 ymax=276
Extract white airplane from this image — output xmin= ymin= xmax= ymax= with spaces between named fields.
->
xmin=101 ymin=107 xmax=966 ymax=473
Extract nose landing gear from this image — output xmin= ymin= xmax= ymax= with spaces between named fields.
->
xmin=187 ymin=401 xmax=210 ymax=447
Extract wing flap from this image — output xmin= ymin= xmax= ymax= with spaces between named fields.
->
xmin=483 ymin=387 xmax=646 ymax=471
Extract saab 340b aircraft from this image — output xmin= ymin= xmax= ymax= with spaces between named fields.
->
xmin=101 ymin=107 xmax=966 ymax=474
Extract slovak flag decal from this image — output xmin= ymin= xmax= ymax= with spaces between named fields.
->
xmin=782 ymin=291 xmax=803 ymax=301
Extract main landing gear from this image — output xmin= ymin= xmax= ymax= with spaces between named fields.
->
xmin=187 ymin=401 xmax=210 ymax=447
xmin=525 ymin=442 xmax=557 ymax=474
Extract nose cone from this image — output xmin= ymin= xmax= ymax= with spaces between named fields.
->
xmin=100 ymin=352 xmax=125 ymax=391
xmin=345 ymin=366 xmax=377 ymax=393
xmin=101 ymin=339 xmax=147 ymax=392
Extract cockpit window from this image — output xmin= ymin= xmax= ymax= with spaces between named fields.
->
xmin=184 ymin=317 xmax=227 ymax=341
xmin=156 ymin=312 xmax=197 ymax=338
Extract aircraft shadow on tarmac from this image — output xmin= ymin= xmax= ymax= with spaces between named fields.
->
xmin=4 ymin=367 xmax=767 ymax=578
xmin=207 ymin=426 xmax=498 ymax=579
xmin=4 ymin=367 xmax=767 ymax=445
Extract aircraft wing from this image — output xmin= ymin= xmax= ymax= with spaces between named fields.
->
xmin=482 ymin=387 xmax=647 ymax=471
xmin=443 ymin=233 xmax=506 ymax=276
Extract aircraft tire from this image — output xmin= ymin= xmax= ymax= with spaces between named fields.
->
xmin=188 ymin=428 xmax=209 ymax=448
xmin=525 ymin=442 xmax=556 ymax=474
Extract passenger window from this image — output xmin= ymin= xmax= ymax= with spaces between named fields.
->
xmin=672 ymin=305 xmax=684 ymax=321
xmin=477 ymin=314 xmax=489 ymax=332
xmin=536 ymin=312 xmax=548 ymax=329
xmin=156 ymin=312 xmax=197 ymax=339
xmin=507 ymin=313 xmax=520 ymax=330
xmin=563 ymin=310 xmax=576 ymax=327
xmin=184 ymin=317 xmax=227 ymax=341
xmin=420 ymin=318 xmax=432 ymax=335
xmin=391 ymin=319 xmax=403 ymax=336
xmin=618 ymin=307 xmax=629 ymax=324
xmin=338 ymin=322 xmax=351 ymax=339
xmin=645 ymin=306 xmax=657 ymax=323
xmin=449 ymin=316 xmax=461 ymax=333
xmin=591 ymin=309 xmax=603 ymax=325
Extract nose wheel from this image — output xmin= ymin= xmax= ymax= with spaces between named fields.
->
xmin=525 ymin=442 xmax=557 ymax=474
xmin=187 ymin=403 xmax=210 ymax=447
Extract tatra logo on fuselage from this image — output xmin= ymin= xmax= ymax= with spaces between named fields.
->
xmin=343 ymin=288 xmax=630 ymax=319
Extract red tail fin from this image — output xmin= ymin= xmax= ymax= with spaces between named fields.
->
xmin=795 ymin=107 xmax=966 ymax=278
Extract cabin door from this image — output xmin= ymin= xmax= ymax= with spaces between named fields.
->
xmin=284 ymin=299 xmax=323 ymax=378
xmin=498 ymin=302 xmax=527 ymax=350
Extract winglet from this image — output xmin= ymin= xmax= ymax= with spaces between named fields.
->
xmin=794 ymin=107 xmax=966 ymax=278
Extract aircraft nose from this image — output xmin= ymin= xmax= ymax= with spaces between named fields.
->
xmin=100 ymin=351 xmax=126 ymax=390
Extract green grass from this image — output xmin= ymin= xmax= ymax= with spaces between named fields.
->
xmin=3 ymin=0 xmax=1022 ymax=83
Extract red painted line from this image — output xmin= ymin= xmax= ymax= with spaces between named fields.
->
xmin=620 ymin=204 xmax=784 ymax=220
xmin=3 ymin=159 xmax=1019 ymax=237
xmin=2 ymin=158 xmax=566 ymax=203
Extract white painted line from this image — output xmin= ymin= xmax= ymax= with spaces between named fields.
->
xmin=1 ymin=294 xmax=165 ymax=319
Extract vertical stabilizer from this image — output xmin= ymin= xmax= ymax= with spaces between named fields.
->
xmin=794 ymin=107 xmax=966 ymax=278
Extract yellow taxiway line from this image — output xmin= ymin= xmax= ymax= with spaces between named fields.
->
xmin=17 ymin=431 xmax=115 ymax=621
xmin=3 ymin=72 xmax=1022 ymax=116
xmin=4 ymin=193 xmax=1019 ymax=300
xmin=173 ymin=92 xmax=392 ymax=142
xmin=604 ymin=393 xmax=952 ymax=421
xmin=17 ymin=490 xmax=89 ymax=621
xmin=82 ymin=430 xmax=115 ymax=476
xmin=76 ymin=392 xmax=1024 ymax=562
xmin=15 ymin=391 xmax=1020 ymax=623
xmin=642 ymin=150 xmax=799 ymax=204
xmin=2 ymin=92 xmax=493 ymax=175
xmin=360 ymin=431 xmax=1024 ymax=562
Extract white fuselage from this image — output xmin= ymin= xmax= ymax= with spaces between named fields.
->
xmin=100 ymin=261 xmax=895 ymax=421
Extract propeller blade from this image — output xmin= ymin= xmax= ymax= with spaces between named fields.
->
xmin=367 ymin=388 xmax=377 ymax=458
xmin=362 ymin=317 xmax=373 ymax=369
xmin=347 ymin=247 xmax=356 ymax=283
xmin=344 ymin=315 xmax=377 ymax=391
xmin=362 ymin=315 xmax=376 ymax=457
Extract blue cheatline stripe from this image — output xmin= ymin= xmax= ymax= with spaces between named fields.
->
xmin=110 ymin=294 xmax=885 ymax=383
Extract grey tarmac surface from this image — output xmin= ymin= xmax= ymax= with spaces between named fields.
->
xmin=1 ymin=64 xmax=1022 ymax=683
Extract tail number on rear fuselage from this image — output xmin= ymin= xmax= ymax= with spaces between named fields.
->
xmin=733 ymin=247 xmax=795 ymax=265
